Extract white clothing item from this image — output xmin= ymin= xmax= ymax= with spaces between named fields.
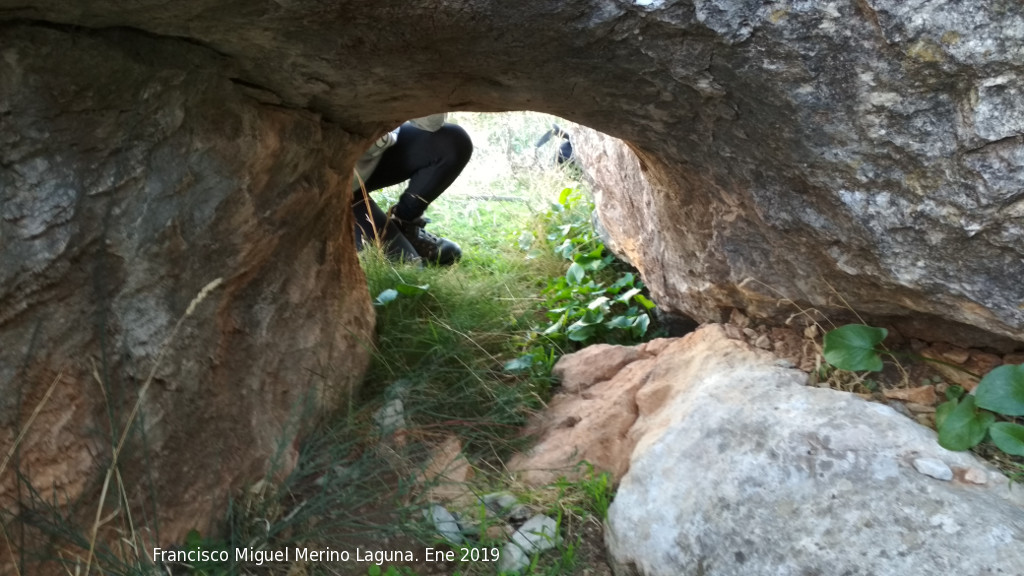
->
xmin=351 ymin=113 xmax=446 ymax=192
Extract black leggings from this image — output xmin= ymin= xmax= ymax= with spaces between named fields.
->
xmin=352 ymin=122 xmax=473 ymax=241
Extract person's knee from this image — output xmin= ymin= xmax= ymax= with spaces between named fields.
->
xmin=436 ymin=123 xmax=473 ymax=166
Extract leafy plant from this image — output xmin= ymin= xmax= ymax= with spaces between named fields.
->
xmin=506 ymin=188 xmax=655 ymax=374
xmin=822 ymin=324 xmax=1024 ymax=456
xmin=822 ymin=324 xmax=888 ymax=371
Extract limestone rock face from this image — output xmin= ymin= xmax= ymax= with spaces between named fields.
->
xmin=568 ymin=0 xmax=1024 ymax=343
xmin=523 ymin=327 xmax=1024 ymax=575
xmin=0 ymin=26 xmax=373 ymax=548
xmin=3 ymin=0 xmax=1020 ymax=346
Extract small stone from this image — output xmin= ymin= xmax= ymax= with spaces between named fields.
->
xmin=498 ymin=515 xmax=562 ymax=574
xmin=887 ymin=401 xmax=912 ymax=418
xmin=458 ymin=520 xmax=481 ymax=537
xmin=743 ymin=327 xmax=758 ymax=339
xmin=485 ymin=524 xmax=511 ymax=541
xmin=482 ymin=492 xmax=520 ymax=516
xmin=882 ymin=385 xmax=937 ymax=406
xmin=723 ymin=324 xmax=745 ymax=340
xmin=373 ymin=399 xmax=405 ymax=434
xmin=913 ymin=458 xmax=953 ymax=481
xmin=754 ymin=334 xmax=772 ymax=349
xmin=964 ymin=467 xmax=988 ymax=485
xmin=424 ymin=504 xmax=464 ymax=545
xmin=940 ymin=346 xmax=970 ymax=364
xmin=729 ymin=308 xmax=750 ymax=328
xmin=969 ymin=352 xmax=1002 ymax=376
xmin=508 ymin=504 xmax=532 ymax=523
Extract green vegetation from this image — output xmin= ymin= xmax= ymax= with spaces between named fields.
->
xmin=171 ymin=113 xmax=636 ymax=576
xmin=1 ymin=112 xmax=641 ymax=576
xmin=822 ymin=324 xmax=1024 ymax=458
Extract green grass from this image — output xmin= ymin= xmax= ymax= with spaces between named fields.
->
xmin=221 ymin=130 xmax=629 ymax=574
xmin=3 ymin=112 xmax=634 ymax=576
xmin=234 ymin=109 xmax=657 ymax=574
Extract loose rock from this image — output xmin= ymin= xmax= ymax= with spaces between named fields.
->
xmin=498 ymin=515 xmax=561 ymax=574
xmin=913 ymin=458 xmax=954 ymax=481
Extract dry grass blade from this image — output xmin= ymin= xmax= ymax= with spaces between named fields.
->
xmin=0 ymin=368 xmax=63 ymax=480
xmin=83 ymin=277 xmax=222 ymax=576
xmin=2 ymin=524 xmax=23 ymax=576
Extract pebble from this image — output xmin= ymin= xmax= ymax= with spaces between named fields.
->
xmin=887 ymin=401 xmax=913 ymax=418
xmin=729 ymin=309 xmax=750 ymax=328
xmin=913 ymin=457 xmax=953 ymax=481
xmin=882 ymin=385 xmax=937 ymax=406
xmin=963 ymin=467 xmax=988 ymax=485
xmin=373 ymin=399 xmax=405 ymax=434
xmin=498 ymin=514 xmax=561 ymax=573
xmin=482 ymin=491 xmax=520 ymax=515
xmin=485 ymin=524 xmax=511 ymax=541
xmin=723 ymin=324 xmax=745 ymax=340
xmin=424 ymin=504 xmax=464 ymax=544
xmin=754 ymin=334 xmax=772 ymax=349
xmin=508 ymin=504 xmax=533 ymax=523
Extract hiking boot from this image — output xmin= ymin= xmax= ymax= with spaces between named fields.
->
xmin=355 ymin=219 xmax=423 ymax=266
xmin=388 ymin=209 xmax=462 ymax=266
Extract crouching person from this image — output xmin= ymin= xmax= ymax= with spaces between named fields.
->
xmin=351 ymin=113 xmax=472 ymax=266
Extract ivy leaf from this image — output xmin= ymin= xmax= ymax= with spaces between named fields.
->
xmin=631 ymin=314 xmax=651 ymax=338
xmin=822 ymin=324 xmax=888 ymax=372
xmin=974 ymin=364 xmax=1024 ymax=416
xmin=558 ymin=187 xmax=574 ymax=206
xmin=936 ymin=395 xmax=994 ymax=451
xmin=543 ymin=313 xmax=567 ymax=335
xmin=935 ymin=399 xmax=956 ymax=430
xmin=616 ymin=287 xmax=642 ymax=305
xmin=633 ymin=294 xmax=656 ymax=310
xmin=575 ymin=255 xmax=603 ymax=270
xmin=604 ymin=315 xmax=633 ymax=329
xmin=989 ymin=422 xmax=1024 ymax=457
xmin=517 ymin=231 xmax=535 ymax=251
xmin=566 ymin=262 xmax=585 ymax=285
xmin=587 ymin=296 xmax=610 ymax=310
xmin=609 ymin=273 xmax=635 ymax=292
xmin=504 ymin=355 xmax=535 ymax=373
xmin=567 ymin=323 xmax=597 ymax=342
xmin=395 ymin=283 xmax=430 ymax=296
xmin=374 ymin=288 xmax=398 ymax=306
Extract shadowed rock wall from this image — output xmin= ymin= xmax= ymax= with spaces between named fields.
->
xmin=0 ymin=25 xmax=373 ymax=547
xmin=4 ymin=2 xmax=1022 ymax=346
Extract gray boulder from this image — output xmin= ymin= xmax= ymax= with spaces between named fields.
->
xmin=604 ymin=326 xmax=1024 ymax=576
xmin=0 ymin=25 xmax=374 ymax=549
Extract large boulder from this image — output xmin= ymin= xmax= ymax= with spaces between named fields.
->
xmin=0 ymin=25 xmax=373 ymax=550
xmin=516 ymin=326 xmax=1024 ymax=575
xmin=2 ymin=0 xmax=1020 ymax=344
